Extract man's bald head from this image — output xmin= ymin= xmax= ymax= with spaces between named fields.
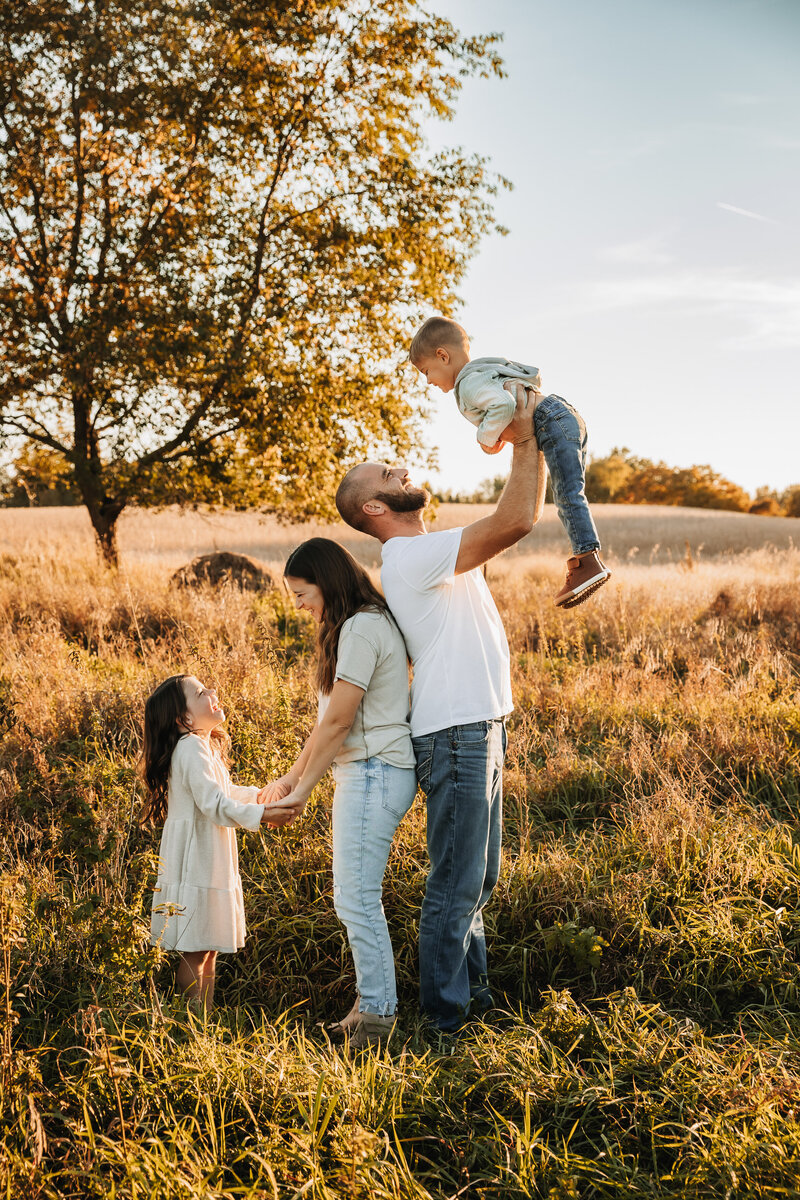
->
xmin=336 ymin=462 xmax=430 ymax=537
xmin=335 ymin=464 xmax=375 ymax=533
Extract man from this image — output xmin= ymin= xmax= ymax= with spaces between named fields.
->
xmin=335 ymin=385 xmax=543 ymax=1033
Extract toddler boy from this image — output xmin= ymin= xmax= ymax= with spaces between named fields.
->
xmin=410 ymin=316 xmax=610 ymax=608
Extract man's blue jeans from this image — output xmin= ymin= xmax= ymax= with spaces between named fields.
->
xmin=411 ymin=719 xmax=507 ymax=1031
xmin=534 ymin=394 xmax=600 ymax=556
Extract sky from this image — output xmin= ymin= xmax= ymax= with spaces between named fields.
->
xmin=417 ymin=0 xmax=799 ymax=498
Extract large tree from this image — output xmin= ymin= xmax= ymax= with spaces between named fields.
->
xmin=0 ymin=0 xmax=503 ymax=563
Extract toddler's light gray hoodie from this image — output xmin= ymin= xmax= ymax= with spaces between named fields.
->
xmin=453 ymin=357 xmax=543 ymax=447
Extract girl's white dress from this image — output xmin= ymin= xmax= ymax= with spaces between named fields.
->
xmin=150 ymin=733 xmax=263 ymax=953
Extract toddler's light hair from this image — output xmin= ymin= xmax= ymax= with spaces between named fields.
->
xmin=409 ymin=316 xmax=469 ymax=363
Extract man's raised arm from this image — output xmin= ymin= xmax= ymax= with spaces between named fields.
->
xmin=454 ymin=385 xmax=546 ymax=576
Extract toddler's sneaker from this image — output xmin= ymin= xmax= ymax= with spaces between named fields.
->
xmin=554 ymin=551 xmax=611 ymax=608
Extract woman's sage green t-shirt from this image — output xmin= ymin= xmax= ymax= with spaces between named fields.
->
xmin=317 ymin=608 xmax=414 ymax=769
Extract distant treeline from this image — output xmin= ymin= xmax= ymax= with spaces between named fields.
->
xmin=2 ymin=442 xmax=799 ymax=517
xmin=436 ymin=447 xmax=800 ymax=517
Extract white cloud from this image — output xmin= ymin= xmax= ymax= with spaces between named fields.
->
xmin=572 ymin=271 xmax=800 ymax=349
xmin=597 ymin=237 xmax=673 ymax=267
xmin=717 ymin=201 xmax=776 ymax=223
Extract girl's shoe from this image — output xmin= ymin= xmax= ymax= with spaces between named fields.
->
xmin=347 ymin=1012 xmax=396 ymax=1052
xmin=554 ymin=551 xmax=611 ymax=608
xmin=325 ymin=994 xmax=361 ymax=1042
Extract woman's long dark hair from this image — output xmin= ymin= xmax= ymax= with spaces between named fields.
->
xmin=138 ymin=674 xmax=227 ymax=825
xmin=284 ymin=538 xmax=388 ymax=694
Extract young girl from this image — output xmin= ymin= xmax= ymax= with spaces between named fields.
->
xmin=140 ymin=674 xmax=290 ymax=1012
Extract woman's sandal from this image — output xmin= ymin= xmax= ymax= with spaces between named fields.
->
xmin=347 ymin=1012 xmax=396 ymax=1053
xmin=324 ymin=994 xmax=361 ymax=1042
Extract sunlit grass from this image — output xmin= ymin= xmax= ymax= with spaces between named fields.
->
xmin=1 ymin=522 xmax=799 ymax=1197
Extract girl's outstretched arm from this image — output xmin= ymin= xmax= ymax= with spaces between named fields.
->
xmin=179 ymin=736 xmax=263 ymax=830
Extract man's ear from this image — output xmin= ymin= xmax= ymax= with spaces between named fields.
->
xmin=363 ymin=499 xmax=386 ymax=519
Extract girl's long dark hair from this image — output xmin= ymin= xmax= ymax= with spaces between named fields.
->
xmin=284 ymin=538 xmax=388 ymax=694
xmin=139 ymin=674 xmax=227 ymax=825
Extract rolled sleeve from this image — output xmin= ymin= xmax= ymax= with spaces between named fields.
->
xmin=335 ymin=628 xmax=379 ymax=690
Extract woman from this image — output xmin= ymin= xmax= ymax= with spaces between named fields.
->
xmin=264 ymin=537 xmax=416 ymax=1049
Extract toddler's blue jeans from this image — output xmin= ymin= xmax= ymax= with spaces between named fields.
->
xmin=332 ymin=758 xmax=416 ymax=1016
xmin=534 ymin=394 xmax=600 ymax=556
xmin=411 ymin=718 xmax=507 ymax=1032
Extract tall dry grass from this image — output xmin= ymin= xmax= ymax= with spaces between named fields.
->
xmin=2 ymin=500 xmax=798 ymax=570
xmin=1 ymin=512 xmax=799 ymax=1197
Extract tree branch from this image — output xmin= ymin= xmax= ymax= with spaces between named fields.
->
xmin=59 ymin=74 xmax=86 ymax=330
xmin=0 ymin=415 xmax=70 ymax=457
xmin=159 ymin=422 xmax=242 ymax=461
xmin=0 ymin=107 xmax=51 ymax=274
xmin=125 ymin=65 xmax=232 ymax=274
xmin=0 ymin=196 xmax=62 ymax=345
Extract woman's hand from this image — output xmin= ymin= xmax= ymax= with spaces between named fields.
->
xmin=258 ymin=775 xmax=296 ymax=805
xmin=258 ymin=791 xmax=307 ymax=827
xmin=275 ymin=790 xmax=308 ymax=822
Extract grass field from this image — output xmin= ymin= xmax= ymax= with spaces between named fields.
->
xmin=1 ymin=504 xmax=799 ymax=1198
xmin=3 ymin=501 xmax=798 ymax=570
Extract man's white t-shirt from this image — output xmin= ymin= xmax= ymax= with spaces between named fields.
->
xmin=380 ymin=527 xmax=512 ymax=738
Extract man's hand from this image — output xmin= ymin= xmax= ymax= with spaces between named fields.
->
xmin=479 ymin=438 xmax=506 ymax=455
xmin=454 ymin=381 xmax=542 ymax=575
xmin=500 ymin=381 xmax=536 ymax=445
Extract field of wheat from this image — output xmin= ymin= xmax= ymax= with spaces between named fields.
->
xmin=1 ymin=504 xmax=799 ymax=1198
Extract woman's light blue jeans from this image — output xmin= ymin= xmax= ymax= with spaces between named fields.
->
xmin=331 ymin=758 xmax=416 ymax=1016
xmin=534 ymin=394 xmax=600 ymax=556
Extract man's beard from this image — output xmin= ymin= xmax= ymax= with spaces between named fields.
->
xmin=373 ymin=484 xmax=430 ymax=514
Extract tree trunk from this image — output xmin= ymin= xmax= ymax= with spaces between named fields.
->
xmin=85 ymin=498 xmax=125 ymax=568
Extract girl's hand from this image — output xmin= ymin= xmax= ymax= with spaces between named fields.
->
xmin=479 ymin=438 xmax=506 ymax=455
xmin=260 ymin=803 xmax=297 ymax=828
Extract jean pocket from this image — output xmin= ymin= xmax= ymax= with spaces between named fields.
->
xmin=457 ymin=720 xmax=490 ymax=745
xmin=553 ymin=405 xmax=585 ymax=445
xmin=380 ymin=768 xmax=416 ymax=820
xmin=412 ymin=736 xmax=435 ymax=794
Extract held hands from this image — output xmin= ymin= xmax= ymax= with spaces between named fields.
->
xmin=480 ymin=438 xmax=507 ymax=455
xmin=259 ymin=804 xmax=296 ymax=828
xmin=256 ymin=776 xmax=307 ymax=827
xmin=272 ymin=789 xmax=308 ymax=822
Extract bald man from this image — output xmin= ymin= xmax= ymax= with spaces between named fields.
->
xmin=335 ymin=385 xmax=543 ymax=1033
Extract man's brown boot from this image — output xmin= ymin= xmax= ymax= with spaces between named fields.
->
xmin=554 ymin=551 xmax=611 ymax=608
